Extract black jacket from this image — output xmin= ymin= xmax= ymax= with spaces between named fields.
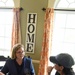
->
xmin=55 ymin=71 xmax=75 ymax=75
xmin=1 ymin=57 xmax=35 ymax=75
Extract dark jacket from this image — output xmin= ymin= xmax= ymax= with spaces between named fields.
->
xmin=1 ymin=57 xmax=35 ymax=75
xmin=55 ymin=71 xmax=75 ymax=75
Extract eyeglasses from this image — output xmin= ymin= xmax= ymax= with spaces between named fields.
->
xmin=16 ymin=51 xmax=25 ymax=54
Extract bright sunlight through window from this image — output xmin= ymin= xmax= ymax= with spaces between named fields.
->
xmin=0 ymin=0 xmax=14 ymax=57
xmin=49 ymin=0 xmax=75 ymax=74
xmin=0 ymin=9 xmax=13 ymax=57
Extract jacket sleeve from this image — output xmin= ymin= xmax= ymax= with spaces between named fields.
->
xmin=1 ymin=59 xmax=9 ymax=74
xmin=24 ymin=57 xmax=35 ymax=75
xmin=30 ymin=58 xmax=35 ymax=75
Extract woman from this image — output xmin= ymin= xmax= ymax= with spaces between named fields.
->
xmin=48 ymin=53 xmax=75 ymax=75
xmin=0 ymin=43 xmax=35 ymax=75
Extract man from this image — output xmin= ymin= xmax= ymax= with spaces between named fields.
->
xmin=48 ymin=53 xmax=75 ymax=75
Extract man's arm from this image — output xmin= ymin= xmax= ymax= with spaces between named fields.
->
xmin=0 ymin=72 xmax=5 ymax=75
xmin=47 ymin=66 xmax=54 ymax=75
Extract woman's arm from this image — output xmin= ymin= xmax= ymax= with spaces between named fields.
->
xmin=1 ymin=59 xmax=10 ymax=74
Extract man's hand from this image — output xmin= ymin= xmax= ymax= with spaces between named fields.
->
xmin=47 ymin=66 xmax=54 ymax=75
xmin=0 ymin=72 xmax=5 ymax=75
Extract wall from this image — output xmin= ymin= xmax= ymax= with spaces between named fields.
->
xmin=48 ymin=0 xmax=59 ymax=8
xmin=48 ymin=0 xmax=55 ymax=7
xmin=13 ymin=0 xmax=58 ymax=74
xmin=13 ymin=0 xmax=20 ymax=7
xmin=20 ymin=0 xmax=48 ymax=75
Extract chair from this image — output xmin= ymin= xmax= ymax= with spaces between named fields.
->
xmin=0 ymin=56 xmax=7 ymax=70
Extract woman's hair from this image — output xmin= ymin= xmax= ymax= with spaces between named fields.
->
xmin=11 ymin=43 xmax=24 ymax=59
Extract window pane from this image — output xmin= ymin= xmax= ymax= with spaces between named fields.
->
xmin=57 ymin=0 xmax=69 ymax=8
xmin=54 ymin=12 xmax=67 ymax=28
xmin=0 ymin=9 xmax=13 ymax=57
xmin=64 ymin=29 xmax=75 ymax=43
xmin=0 ymin=0 xmax=14 ymax=7
xmin=5 ymin=38 xmax=11 ymax=50
xmin=0 ymin=37 xmax=5 ymax=49
xmin=6 ymin=0 xmax=14 ymax=7
xmin=0 ymin=25 xmax=5 ymax=36
xmin=66 ymin=13 xmax=75 ymax=28
xmin=5 ymin=25 xmax=12 ymax=37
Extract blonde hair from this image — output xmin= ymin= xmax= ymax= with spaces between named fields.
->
xmin=11 ymin=43 xmax=24 ymax=59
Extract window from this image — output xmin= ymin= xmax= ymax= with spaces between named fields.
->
xmin=0 ymin=9 xmax=13 ymax=57
xmin=49 ymin=0 xmax=75 ymax=73
xmin=0 ymin=0 xmax=14 ymax=7
xmin=0 ymin=0 xmax=14 ymax=57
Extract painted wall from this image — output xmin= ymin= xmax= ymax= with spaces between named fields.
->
xmin=13 ymin=0 xmax=57 ymax=75
xmin=20 ymin=0 xmax=48 ymax=75
xmin=13 ymin=0 xmax=20 ymax=7
xmin=48 ymin=0 xmax=55 ymax=7
xmin=48 ymin=0 xmax=59 ymax=8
